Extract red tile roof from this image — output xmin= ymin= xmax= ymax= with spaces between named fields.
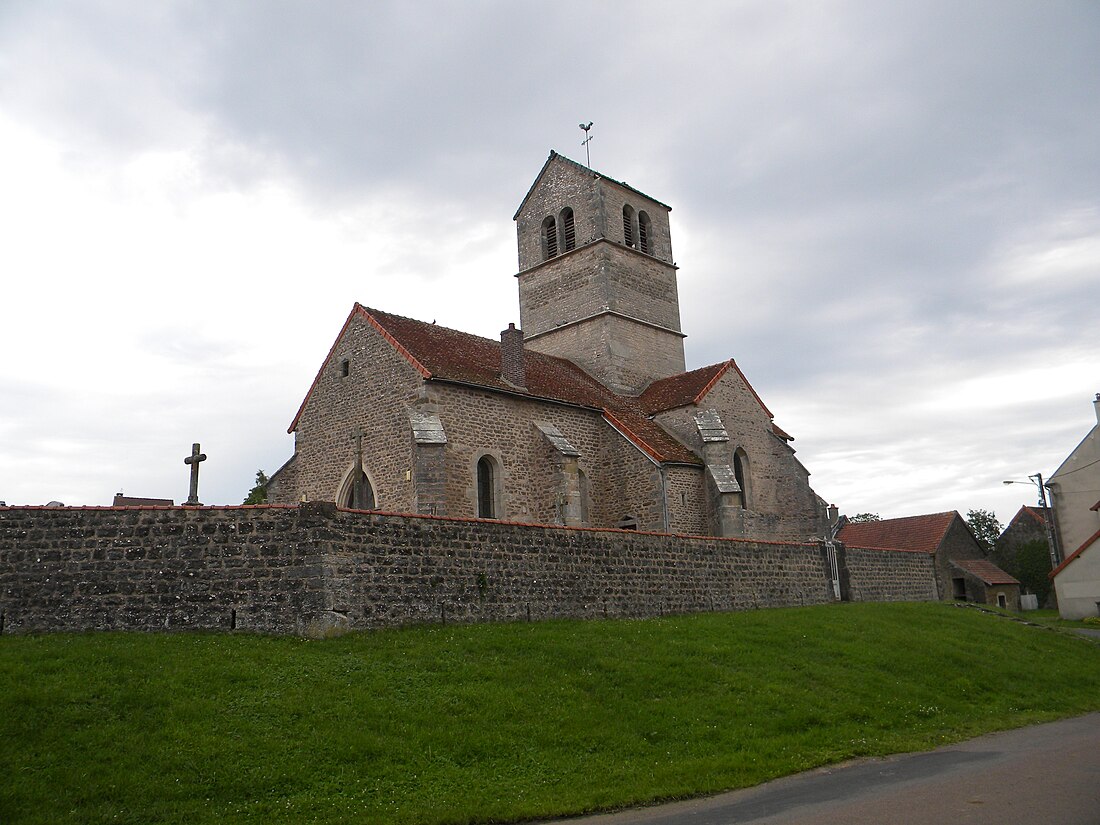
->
xmin=838 ymin=512 xmax=959 ymax=553
xmin=1020 ymin=505 xmax=1047 ymax=523
xmin=952 ymin=558 xmax=1019 ymax=586
xmin=290 ymin=305 xmax=700 ymax=465
xmin=639 ymin=358 xmax=792 ymax=441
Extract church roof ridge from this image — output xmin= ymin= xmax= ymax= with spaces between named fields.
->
xmin=513 ymin=149 xmax=671 ymax=221
xmin=639 ymin=358 xmax=790 ymax=441
xmin=288 ymin=304 xmax=699 ymax=465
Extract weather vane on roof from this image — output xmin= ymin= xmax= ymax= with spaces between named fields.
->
xmin=579 ymin=121 xmax=593 ymax=167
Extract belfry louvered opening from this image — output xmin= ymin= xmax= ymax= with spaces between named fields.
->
xmin=638 ymin=210 xmax=652 ymax=255
xmin=542 ymin=215 xmax=559 ymax=259
xmin=622 ymin=204 xmax=635 ymax=248
xmin=560 ymin=207 xmax=576 ymax=251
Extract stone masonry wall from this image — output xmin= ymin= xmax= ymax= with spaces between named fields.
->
xmin=0 ymin=505 xmax=331 ymax=636
xmin=0 ymin=504 xmax=937 ymax=637
xmin=843 ymin=546 xmax=938 ymax=602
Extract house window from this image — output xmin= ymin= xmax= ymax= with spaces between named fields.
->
xmin=560 ymin=207 xmax=576 ymax=251
xmin=542 ymin=215 xmax=559 ymax=260
xmin=339 ymin=358 xmax=350 ymax=377
xmin=477 ymin=455 xmax=497 ymax=519
xmin=622 ymin=205 xmax=635 ymax=248
xmin=638 ymin=211 xmax=652 ymax=255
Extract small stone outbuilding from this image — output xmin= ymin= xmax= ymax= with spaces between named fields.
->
xmin=950 ymin=558 xmax=1021 ymax=610
xmin=838 ymin=511 xmax=1017 ymax=606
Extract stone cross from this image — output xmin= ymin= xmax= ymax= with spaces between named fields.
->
xmin=183 ymin=442 xmax=207 ymax=506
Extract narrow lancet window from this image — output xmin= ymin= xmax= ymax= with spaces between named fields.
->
xmin=477 ymin=455 xmax=496 ymax=518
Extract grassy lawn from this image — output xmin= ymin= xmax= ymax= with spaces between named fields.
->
xmin=3 ymin=602 xmax=1100 ymax=824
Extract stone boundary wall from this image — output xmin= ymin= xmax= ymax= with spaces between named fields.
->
xmin=0 ymin=504 xmax=936 ymax=636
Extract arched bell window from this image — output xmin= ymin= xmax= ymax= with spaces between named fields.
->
xmin=622 ymin=204 xmax=636 ymax=248
xmin=541 ymin=215 xmax=559 ymax=260
xmin=638 ymin=211 xmax=652 ymax=255
xmin=560 ymin=207 xmax=576 ymax=252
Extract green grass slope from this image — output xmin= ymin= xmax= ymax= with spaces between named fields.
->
xmin=3 ymin=602 xmax=1099 ymax=824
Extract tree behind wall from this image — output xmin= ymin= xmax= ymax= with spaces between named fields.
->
xmin=966 ymin=509 xmax=1002 ymax=554
xmin=1014 ymin=539 xmax=1054 ymax=607
xmin=243 ymin=470 xmax=268 ymax=505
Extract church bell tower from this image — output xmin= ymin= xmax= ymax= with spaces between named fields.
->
xmin=513 ymin=151 xmax=686 ymax=396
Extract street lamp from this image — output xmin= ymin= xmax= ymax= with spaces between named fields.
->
xmin=1002 ymin=473 xmax=1061 ymax=568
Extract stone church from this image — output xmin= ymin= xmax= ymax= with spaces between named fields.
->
xmin=267 ymin=151 xmax=830 ymax=541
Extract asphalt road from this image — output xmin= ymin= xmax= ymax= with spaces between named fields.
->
xmin=546 ymin=712 xmax=1100 ymax=825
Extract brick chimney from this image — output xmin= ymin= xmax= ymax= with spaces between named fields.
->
xmin=500 ymin=323 xmax=526 ymax=389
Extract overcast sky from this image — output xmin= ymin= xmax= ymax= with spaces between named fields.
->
xmin=1 ymin=1 xmax=1097 ymax=523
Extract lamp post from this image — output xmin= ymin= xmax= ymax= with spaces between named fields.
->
xmin=1002 ymin=473 xmax=1060 ymax=568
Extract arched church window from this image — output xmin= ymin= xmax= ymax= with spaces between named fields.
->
xmin=560 ymin=207 xmax=576 ymax=252
xmin=477 ymin=455 xmax=498 ymax=519
xmin=341 ymin=469 xmax=375 ymax=510
xmin=542 ymin=215 xmax=559 ymax=260
xmin=638 ymin=211 xmax=652 ymax=255
xmin=733 ymin=449 xmax=750 ymax=509
xmin=622 ymin=205 xmax=636 ymax=248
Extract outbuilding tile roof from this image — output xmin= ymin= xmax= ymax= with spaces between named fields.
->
xmin=838 ymin=512 xmax=959 ymax=553
xmin=952 ymin=558 xmax=1020 ymax=586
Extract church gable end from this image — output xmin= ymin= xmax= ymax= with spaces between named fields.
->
xmin=651 ymin=363 xmax=824 ymax=541
xmin=274 ymin=307 xmax=425 ymax=510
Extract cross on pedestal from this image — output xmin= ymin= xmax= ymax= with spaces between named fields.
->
xmin=183 ymin=442 xmax=207 ymax=506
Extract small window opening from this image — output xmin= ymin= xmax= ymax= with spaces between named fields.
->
xmin=638 ymin=211 xmax=652 ymax=255
xmin=561 ymin=207 xmax=576 ymax=251
xmin=542 ymin=215 xmax=559 ymax=259
xmin=339 ymin=358 xmax=350 ymax=377
xmin=622 ymin=205 xmax=635 ymax=248
xmin=477 ymin=456 xmax=496 ymax=519
xmin=997 ymin=593 xmax=1007 ymax=609
xmin=617 ymin=514 xmax=639 ymax=531
xmin=952 ymin=577 xmax=967 ymax=601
